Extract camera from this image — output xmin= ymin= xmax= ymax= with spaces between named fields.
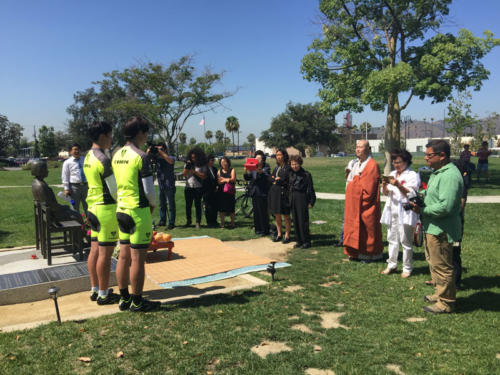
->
xmin=403 ymin=194 xmax=425 ymax=211
xmin=185 ymin=160 xmax=194 ymax=170
xmin=148 ymin=143 xmax=166 ymax=158
xmin=148 ymin=143 xmax=159 ymax=156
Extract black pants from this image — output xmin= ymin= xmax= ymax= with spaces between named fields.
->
xmin=453 ymin=210 xmax=465 ymax=286
xmin=204 ymin=191 xmax=218 ymax=226
xmin=291 ymin=192 xmax=310 ymax=244
xmin=185 ymin=187 xmax=203 ymax=224
xmin=452 ymin=245 xmax=462 ymax=286
xmin=252 ymin=196 xmax=269 ymax=234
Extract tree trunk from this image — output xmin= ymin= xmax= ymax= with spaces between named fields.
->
xmin=384 ymin=93 xmax=401 ymax=176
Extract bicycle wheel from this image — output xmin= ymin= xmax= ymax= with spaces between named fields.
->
xmin=240 ymin=194 xmax=253 ymax=218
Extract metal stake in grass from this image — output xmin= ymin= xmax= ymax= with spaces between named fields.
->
xmin=267 ymin=261 xmax=276 ymax=281
xmin=48 ymin=286 xmax=61 ymax=323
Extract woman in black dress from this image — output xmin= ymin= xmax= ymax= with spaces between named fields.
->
xmin=203 ymin=154 xmax=219 ymax=227
xmin=268 ymin=148 xmax=291 ymax=243
xmin=289 ymin=155 xmax=316 ymax=249
xmin=244 ymin=150 xmax=271 ymax=235
xmin=217 ymin=156 xmax=236 ymax=229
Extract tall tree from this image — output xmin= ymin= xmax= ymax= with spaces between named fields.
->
xmin=178 ymin=132 xmax=187 ymax=145
xmin=0 ymin=115 xmax=23 ymax=156
xmin=215 ymin=130 xmax=224 ymax=144
xmin=446 ymin=91 xmax=477 ymax=154
xmin=215 ymin=130 xmax=224 ymax=143
xmin=189 ymin=137 xmax=197 ymax=145
xmin=205 ymin=130 xmax=213 ymax=144
xmin=38 ymin=125 xmax=57 ymax=158
xmin=302 ymin=0 xmax=499 ymax=174
xmin=225 ymin=116 xmax=240 ymax=146
xmin=54 ymin=130 xmax=72 ymax=153
xmin=260 ymin=102 xmax=338 ymax=155
xmin=247 ymin=133 xmax=256 ymax=152
xmin=359 ymin=121 xmax=372 ymax=137
xmin=67 ymin=56 xmax=232 ymax=149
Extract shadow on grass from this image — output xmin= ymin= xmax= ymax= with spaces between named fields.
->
xmin=171 ymin=289 xmax=262 ymax=310
xmin=0 ymin=230 xmax=11 ymax=242
xmin=461 ymin=275 xmax=500 ymax=290
xmin=311 ymin=233 xmax=336 ymax=247
xmin=457 ymin=291 xmax=500 ymax=313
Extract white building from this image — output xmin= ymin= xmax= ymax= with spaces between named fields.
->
xmin=255 ymin=138 xmax=273 ymax=155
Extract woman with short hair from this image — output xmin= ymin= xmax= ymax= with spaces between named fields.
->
xmin=380 ymin=149 xmax=420 ymax=278
xmin=182 ymin=147 xmax=207 ymax=229
xmin=289 ymin=155 xmax=316 ymax=249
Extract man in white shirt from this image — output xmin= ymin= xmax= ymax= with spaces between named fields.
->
xmin=61 ymin=143 xmax=88 ymax=214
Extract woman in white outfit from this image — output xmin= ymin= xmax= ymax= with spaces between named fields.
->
xmin=380 ymin=149 xmax=420 ymax=278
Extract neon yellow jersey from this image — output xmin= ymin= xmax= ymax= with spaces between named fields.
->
xmin=84 ymin=148 xmax=115 ymax=207
xmin=112 ymin=143 xmax=152 ymax=209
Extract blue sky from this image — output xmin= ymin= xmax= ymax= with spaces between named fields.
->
xmin=1 ymin=0 xmax=499 ymax=142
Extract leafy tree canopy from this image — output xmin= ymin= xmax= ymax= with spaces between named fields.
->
xmin=67 ymin=56 xmax=232 ymax=150
xmin=301 ymin=0 xmax=499 ymax=172
xmin=260 ymin=102 xmax=338 ymax=155
xmin=0 ymin=114 xmax=23 ymax=157
xmin=38 ymin=125 xmax=58 ymax=158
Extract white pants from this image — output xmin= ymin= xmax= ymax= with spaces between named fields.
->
xmin=386 ymin=211 xmax=413 ymax=273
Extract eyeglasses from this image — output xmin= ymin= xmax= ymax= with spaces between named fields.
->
xmin=424 ymin=152 xmax=439 ymax=158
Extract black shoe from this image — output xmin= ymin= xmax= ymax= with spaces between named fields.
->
xmin=184 ymin=222 xmax=192 ymax=227
xmin=96 ymin=292 xmax=120 ymax=305
xmin=118 ymin=296 xmax=132 ymax=311
xmin=293 ymin=243 xmax=303 ymax=249
xmin=90 ymin=288 xmax=113 ymax=301
xmin=255 ymin=231 xmax=263 ymax=235
xmin=282 ymin=237 xmax=290 ymax=244
xmin=272 ymin=235 xmax=282 ymax=242
xmin=301 ymin=242 xmax=311 ymax=249
xmin=129 ymin=298 xmax=161 ymax=312
xmin=260 ymin=231 xmax=270 ymax=236
xmin=167 ymin=224 xmax=175 ymax=230
xmin=158 ymin=221 xmax=166 ymax=227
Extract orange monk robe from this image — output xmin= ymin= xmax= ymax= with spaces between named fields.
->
xmin=343 ymin=158 xmax=383 ymax=258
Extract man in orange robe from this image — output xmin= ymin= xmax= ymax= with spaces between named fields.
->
xmin=343 ymin=140 xmax=384 ymax=261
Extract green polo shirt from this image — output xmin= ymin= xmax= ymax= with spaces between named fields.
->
xmin=421 ymin=162 xmax=464 ymax=243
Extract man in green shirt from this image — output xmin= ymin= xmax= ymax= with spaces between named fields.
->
xmin=84 ymin=121 xmax=119 ymax=305
xmin=412 ymin=139 xmax=463 ymax=314
xmin=113 ymin=117 xmax=160 ymax=312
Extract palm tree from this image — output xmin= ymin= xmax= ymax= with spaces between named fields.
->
xmin=215 ymin=130 xmax=224 ymax=144
xmin=225 ymin=116 xmax=240 ymax=147
xmin=205 ymin=130 xmax=213 ymax=144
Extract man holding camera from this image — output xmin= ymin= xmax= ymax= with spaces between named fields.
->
xmin=411 ymin=140 xmax=463 ymax=314
xmin=149 ymin=142 xmax=176 ymax=229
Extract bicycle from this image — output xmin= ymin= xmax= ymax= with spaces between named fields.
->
xmin=235 ymin=179 xmax=253 ymax=218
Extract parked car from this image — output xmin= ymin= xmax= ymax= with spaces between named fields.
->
xmin=333 ymin=152 xmax=347 ymax=157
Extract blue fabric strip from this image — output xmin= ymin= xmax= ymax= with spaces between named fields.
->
xmin=158 ymin=262 xmax=291 ymax=289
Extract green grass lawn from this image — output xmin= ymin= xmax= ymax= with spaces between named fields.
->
xmin=0 ymin=159 xmax=499 ymax=374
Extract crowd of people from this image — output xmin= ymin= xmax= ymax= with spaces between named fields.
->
xmin=55 ymin=116 xmax=493 ymax=314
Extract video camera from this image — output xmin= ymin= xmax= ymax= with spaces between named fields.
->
xmin=184 ymin=160 xmax=194 ymax=170
xmin=403 ymin=193 xmax=425 ymax=211
xmin=147 ymin=143 xmax=165 ymax=157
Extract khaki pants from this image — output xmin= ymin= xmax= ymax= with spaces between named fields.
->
xmin=425 ymin=233 xmax=456 ymax=311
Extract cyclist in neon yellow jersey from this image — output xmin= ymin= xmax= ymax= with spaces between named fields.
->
xmin=112 ymin=117 xmax=160 ymax=312
xmin=84 ymin=121 xmax=120 ymax=305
